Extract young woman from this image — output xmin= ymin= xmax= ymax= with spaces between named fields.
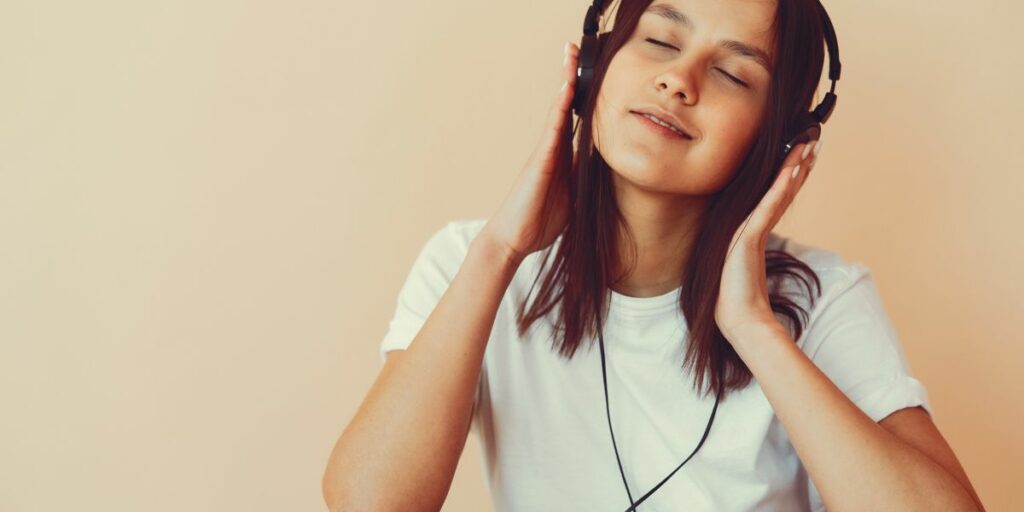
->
xmin=324 ymin=1 xmax=985 ymax=510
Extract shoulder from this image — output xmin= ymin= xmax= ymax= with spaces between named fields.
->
xmin=446 ymin=217 xmax=490 ymax=246
xmin=413 ymin=217 xmax=489 ymax=264
xmin=425 ymin=217 xmax=563 ymax=275
xmin=770 ymin=235 xmax=935 ymax=426
xmin=769 ymin=232 xmax=855 ymax=272
xmin=769 ymin=232 xmax=873 ymax=287
xmin=767 ymin=233 xmax=884 ymax=338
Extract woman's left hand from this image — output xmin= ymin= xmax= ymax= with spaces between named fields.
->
xmin=715 ymin=139 xmax=823 ymax=345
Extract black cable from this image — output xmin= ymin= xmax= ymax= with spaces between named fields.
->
xmin=596 ymin=325 xmax=723 ymax=512
xmin=597 ymin=326 xmax=637 ymax=508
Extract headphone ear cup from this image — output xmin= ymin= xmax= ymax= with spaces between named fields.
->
xmin=571 ymin=32 xmax=606 ymax=117
xmin=780 ymin=114 xmax=821 ymax=161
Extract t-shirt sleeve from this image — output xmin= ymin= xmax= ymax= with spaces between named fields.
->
xmin=798 ymin=262 xmax=934 ymax=423
xmin=378 ymin=220 xmax=470 ymax=361
xmin=799 ymin=263 xmax=934 ymax=512
xmin=378 ymin=220 xmax=487 ymax=410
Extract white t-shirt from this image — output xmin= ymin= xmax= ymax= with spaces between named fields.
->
xmin=379 ymin=218 xmax=933 ymax=512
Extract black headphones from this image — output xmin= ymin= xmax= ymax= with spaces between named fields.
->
xmin=572 ymin=0 xmax=841 ymax=163
xmin=578 ymin=2 xmax=842 ymax=510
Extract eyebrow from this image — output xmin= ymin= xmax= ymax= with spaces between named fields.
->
xmin=643 ymin=3 xmax=773 ymax=72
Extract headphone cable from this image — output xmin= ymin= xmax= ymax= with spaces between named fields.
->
xmin=597 ymin=326 xmax=723 ymax=512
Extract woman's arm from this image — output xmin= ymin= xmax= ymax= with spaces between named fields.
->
xmin=322 ymin=232 xmax=519 ymax=512
xmin=729 ymin=323 xmax=984 ymax=512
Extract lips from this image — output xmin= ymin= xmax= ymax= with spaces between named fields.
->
xmin=629 ymin=107 xmax=695 ymax=139
xmin=631 ymin=112 xmax=693 ymax=140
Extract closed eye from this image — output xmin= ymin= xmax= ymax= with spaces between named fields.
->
xmin=645 ymin=37 xmax=675 ymax=50
xmin=643 ymin=38 xmax=749 ymax=88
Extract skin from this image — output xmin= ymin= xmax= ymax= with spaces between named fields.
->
xmin=591 ymin=0 xmax=779 ymax=297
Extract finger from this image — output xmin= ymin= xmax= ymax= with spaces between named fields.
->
xmin=787 ymin=139 xmax=823 ymax=197
xmin=552 ymin=42 xmax=579 ymax=118
xmin=778 ymin=141 xmax=814 ymax=179
xmin=562 ymin=41 xmax=579 ymax=83
xmin=738 ymin=140 xmax=818 ymax=245
xmin=741 ymin=157 xmax=803 ymax=244
xmin=805 ymin=139 xmax=823 ymax=177
xmin=769 ymin=143 xmax=819 ymax=229
xmin=754 ymin=141 xmax=807 ymax=212
xmin=777 ymin=140 xmax=818 ymax=203
xmin=538 ymin=42 xmax=579 ymax=152
xmin=749 ymin=165 xmax=795 ymax=236
xmin=770 ymin=142 xmax=812 ymax=206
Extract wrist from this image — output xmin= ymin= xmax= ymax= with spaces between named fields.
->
xmin=725 ymin=319 xmax=791 ymax=354
xmin=470 ymin=229 xmax=523 ymax=279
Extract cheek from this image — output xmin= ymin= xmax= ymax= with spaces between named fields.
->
xmin=592 ymin=63 xmax=630 ymax=150
xmin=705 ymin=106 xmax=761 ymax=159
xmin=688 ymin=112 xmax=762 ymax=190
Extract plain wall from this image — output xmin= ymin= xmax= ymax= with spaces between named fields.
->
xmin=0 ymin=0 xmax=1020 ymax=510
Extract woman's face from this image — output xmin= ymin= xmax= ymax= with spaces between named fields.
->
xmin=593 ymin=0 xmax=776 ymax=195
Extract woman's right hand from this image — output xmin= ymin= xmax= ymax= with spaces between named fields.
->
xmin=481 ymin=41 xmax=580 ymax=268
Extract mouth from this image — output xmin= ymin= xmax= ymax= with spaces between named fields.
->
xmin=629 ymin=111 xmax=694 ymax=140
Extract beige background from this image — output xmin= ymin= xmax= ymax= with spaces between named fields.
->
xmin=0 ymin=0 xmax=1020 ymax=510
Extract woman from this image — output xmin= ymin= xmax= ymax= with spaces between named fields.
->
xmin=324 ymin=0 xmax=985 ymax=510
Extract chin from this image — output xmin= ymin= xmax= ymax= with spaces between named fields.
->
xmin=609 ymin=140 xmax=683 ymax=171
xmin=607 ymin=159 xmax=682 ymax=191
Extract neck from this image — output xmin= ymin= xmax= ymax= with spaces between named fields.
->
xmin=609 ymin=176 xmax=708 ymax=298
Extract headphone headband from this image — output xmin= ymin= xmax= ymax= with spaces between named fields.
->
xmin=814 ymin=0 xmax=840 ymax=124
xmin=582 ymin=2 xmax=603 ymax=35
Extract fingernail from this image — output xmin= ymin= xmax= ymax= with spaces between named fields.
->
xmin=791 ymin=164 xmax=801 ymax=179
xmin=798 ymin=142 xmax=815 ymax=159
xmin=813 ymin=139 xmax=824 ymax=157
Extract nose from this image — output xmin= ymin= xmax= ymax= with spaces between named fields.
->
xmin=655 ymin=62 xmax=699 ymax=105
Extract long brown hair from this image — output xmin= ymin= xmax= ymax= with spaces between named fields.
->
xmin=515 ymin=0 xmax=827 ymax=402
